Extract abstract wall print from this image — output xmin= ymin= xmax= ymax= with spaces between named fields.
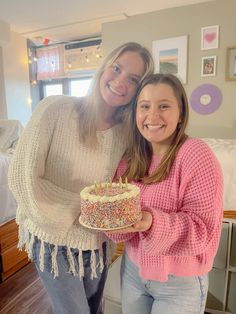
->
xmin=201 ymin=25 xmax=219 ymax=50
xmin=201 ymin=56 xmax=216 ymax=77
xmin=190 ymin=84 xmax=222 ymax=115
xmin=152 ymin=36 xmax=188 ymax=84
xmin=159 ymin=48 xmax=178 ymax=74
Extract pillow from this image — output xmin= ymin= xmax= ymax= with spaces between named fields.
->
xmin=0 ymin=119 xmax=24 ymax=152
xmin=202 ymin=138 xmax=236 ymax=210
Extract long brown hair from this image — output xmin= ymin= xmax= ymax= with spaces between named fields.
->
xmin=124 ymin=73 xmax=189 ymax=183
xmin=78 ymin=42 xmax=154 ymax=145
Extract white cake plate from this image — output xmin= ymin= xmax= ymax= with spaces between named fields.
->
xmin=78 ymin=214 xmax=142 ymax=231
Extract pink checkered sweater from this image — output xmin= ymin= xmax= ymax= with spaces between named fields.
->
xmin=108 ymin=138 xmax=223 ymax=282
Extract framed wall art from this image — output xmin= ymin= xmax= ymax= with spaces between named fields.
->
xmin=152 ymin=35 xmax=188 ymax=84
xmin=225 ymin=46 xmax=236 ymax=81
xmin=201 ymin=56 xmax=216 ymax=77
xmin=201 ymin=25 xmax=219 ymax=50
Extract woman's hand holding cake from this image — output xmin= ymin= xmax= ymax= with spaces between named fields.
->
xmin=107 ymin=210 xmax=152 ymax=234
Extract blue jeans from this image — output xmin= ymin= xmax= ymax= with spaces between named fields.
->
xmin=121 ymin=253 xmax=208 ymax=314
xmin=32 ymin=237 xmax=107 ymax=314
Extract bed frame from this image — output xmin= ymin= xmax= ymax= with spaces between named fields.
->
xmin=223 ymin=210 xmax=236 ymax=220
xmin=0 ymin=219 xmax=29 ymax=282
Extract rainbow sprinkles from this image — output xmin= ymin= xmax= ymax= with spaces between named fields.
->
xmin=79 ymin=179 xmax=141 ymax=230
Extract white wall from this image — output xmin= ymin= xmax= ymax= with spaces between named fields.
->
xmin=102 ymin=0 xmax=236 ymax=139
xmin=2 ymin=31 xmax=32 ymax=126
xmin=0 ymin=47 xmax=7 ymax=118
xmin=0 ymin=20 xmax=32 ymax=126
xmin=0 ymin=19 xmax=10 ymax=118
xmin=0 ymin=19 xmax=10 ymax=42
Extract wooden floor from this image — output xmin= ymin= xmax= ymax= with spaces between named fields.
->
xmin=0 ymin=261 xmax=213 ymax=314
xmin=0 ymin=263 xmax=52 ymax=314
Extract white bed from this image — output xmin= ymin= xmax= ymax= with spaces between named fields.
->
xmin=0 ymin=119 xmax=23 ymax=225
xmin=0 ymin=152 xmax=17 ymax=225
xmin=202 ymin=138 xmax=236 ymax=211
xmin=0 ymin=119 xmax=29 ymax=281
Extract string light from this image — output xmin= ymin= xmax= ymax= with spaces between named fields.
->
xmin=64 ymin=44 xmax=103 ymax=71
xmin=28 ymin=48 xmax=33 ymax=57
xmin=34 ymin=40 xmax=103 ymax=76
xmin=27 ymin=97 xmax=32 ymax=105
xmin=27 ymin=50 xmax=38 ymax=65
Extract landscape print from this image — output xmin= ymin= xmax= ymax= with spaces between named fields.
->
xmin=159 ymin=48 xmax=178 ymax=74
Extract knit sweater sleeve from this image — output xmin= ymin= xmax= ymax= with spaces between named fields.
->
xmin=140 ymin=139 xmax=223 ymax=256
xmin=8 ymin=96 xmax=81 ymax=227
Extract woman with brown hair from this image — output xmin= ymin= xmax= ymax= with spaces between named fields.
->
xmin=108 ymin=73 xmax=223 ymax=314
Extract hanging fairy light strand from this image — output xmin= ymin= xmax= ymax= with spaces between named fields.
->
xmin=64 ymin=43 xmax=103 ymax=71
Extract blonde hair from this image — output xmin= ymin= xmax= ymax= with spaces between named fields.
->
xmin=78 ymin=42 xmax=154 ymax=145
xmin=124 ymin=73 xmax=189 ymax=183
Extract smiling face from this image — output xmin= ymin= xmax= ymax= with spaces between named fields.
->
xmin=99 ymin=51 xmax=145 ymax=111
xmin=136 ymin=83 xmax=181 ymax=155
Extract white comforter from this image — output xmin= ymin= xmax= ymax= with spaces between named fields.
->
xmin=0 ymin=152 xmax=17 ymax=225
xmin=202 ymin=138 xmax=236 ymax=210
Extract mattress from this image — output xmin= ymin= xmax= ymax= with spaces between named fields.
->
xmin=202 ymin=138 xmax=236 ymax=210
xmin=0 ymin=152 xmax=17 ymax=225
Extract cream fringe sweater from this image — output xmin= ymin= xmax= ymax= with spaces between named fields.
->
xmin=8 ymin=95 xmax=127 ymax=279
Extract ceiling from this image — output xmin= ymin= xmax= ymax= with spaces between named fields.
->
xmin=0 ymin=0 xmax=215 ymax=45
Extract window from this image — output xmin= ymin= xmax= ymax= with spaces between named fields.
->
xmin=42 ymin=76 xmax=94 ymax=99
xmin=44 ymin=84 xmax=63 ymax=97
xmin=36 ymin=45 xmax=65 ymax=80
xmin=69 ymin=78 xmax=92 ymax=97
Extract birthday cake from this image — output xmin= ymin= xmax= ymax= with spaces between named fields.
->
xmin=79 ymin=181 xmax=141 ymax=230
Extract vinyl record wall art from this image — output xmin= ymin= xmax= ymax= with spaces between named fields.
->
xmin=190 ymin=84 xmax=222 ymax=115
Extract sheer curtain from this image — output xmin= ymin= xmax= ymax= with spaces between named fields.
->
xmin=36 ymin=45 xmax=65 ymax=80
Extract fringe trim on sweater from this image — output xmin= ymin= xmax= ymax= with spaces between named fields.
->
xmin=18 ymin=226 xmax=115 ymax=280
xmin=51 ymin=246 xmax=59 ymax=278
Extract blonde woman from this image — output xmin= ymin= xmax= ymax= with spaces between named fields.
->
xmin=8 ymin=42 xmax=154 ymax=314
